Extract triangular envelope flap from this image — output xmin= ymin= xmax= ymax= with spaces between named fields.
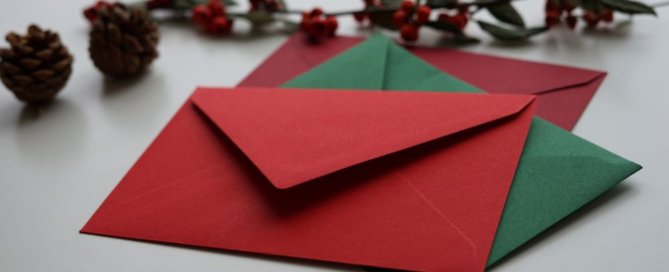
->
xmin=411 ymin=47 xmax=605 ymax=95
xmin=192 ymin=87 xmax=534 ymax=189
xmin=283 ymin=34 xmax=483 ymax=94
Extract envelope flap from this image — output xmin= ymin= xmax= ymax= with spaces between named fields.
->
xmin=192 ymin=87 xmax=534 ymax=189
xmin=412 ymin=47 xmax=605 ymax=95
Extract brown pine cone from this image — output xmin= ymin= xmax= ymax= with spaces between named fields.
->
xmin=0 ymin=25 xmax=73 ymax=104
xmin=89 ymin=3 xmax=159 ymax=77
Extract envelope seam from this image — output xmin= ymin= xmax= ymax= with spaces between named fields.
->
xmin=102 ymin=162 xmax=227 ymax=209
xmin=393 ymin=170 xmax=479 ymax=261
xmin=380 ymin=40 xmax=390 ymax=89
xmin=531 ymin=74 xmax=605 ymax=95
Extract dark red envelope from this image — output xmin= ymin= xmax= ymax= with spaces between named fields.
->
xmin=82 ymin=87 xmax=536 ymax=271
xmin=239 ymin=33 xmax=606 ymax=131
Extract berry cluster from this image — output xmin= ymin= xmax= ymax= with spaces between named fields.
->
xmin=353 ymin=0 xmax=383 ymax=25
xmin=393 ymin=0 xmax=432 ymax=42
xmin=545 ymin=0 xmax=613 ymax=29
xmin=83 ymin=1 xmax=114 ymax=23
xmin=300 ymin=8 xmax=339 ymax=41
xmin=582 ymin=8 xmax=614 ymax=28
xmin=249 ymin=0 xmax=283 ymax=12
xmin=192 ymin=0 xmax=234 ymax=35
xmin=437 ymin=8 xmax=469 ymax=31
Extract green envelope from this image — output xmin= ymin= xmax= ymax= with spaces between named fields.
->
xmin=282 ymin=34 xmax=641 ymax=267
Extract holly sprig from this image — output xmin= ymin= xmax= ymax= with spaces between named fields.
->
xmin=84 ymin=0 xmax=661 ymax=44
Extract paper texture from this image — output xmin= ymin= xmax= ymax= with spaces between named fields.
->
xmin=281 ymin=33 xmax=641 ymax=266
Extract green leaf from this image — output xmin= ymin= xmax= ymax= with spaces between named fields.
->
xmin=602 ymin=0 xmax=656 ymax=15
xmin=280 ymin=19 xmax=299 ymax=32
xmin=426 ymin=0 xmax=458 ymax=6
xmin=244 ymin=11 xmax=275 ymax=25
xmin=487 ymin=2 xmax=525 ymax=27
xmin=172 ymin=0 xmax=236 ymax=11
xmin=171 ymin=0 xmax=195 ymax=11
xmin=477 ymin=20 xmax=547 ymax=41
xmin=425 ymin=20 xmax=463 ymax=34
xmin=452 ymin=35 xmax=481 ymax=45
xmin=367 ymin=10 xmax=399 ymax=30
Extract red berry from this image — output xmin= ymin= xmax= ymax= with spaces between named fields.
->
xmin=296 ymin=7 xmax=340 ymax=40
xmin=416 ymin=5 xmax=431 ymax=24
xmin=393 ymin=10 xmax=408 ymax=28
xmin=601 ymin=8 xmax=614 ymax=23
xmin=453 ymin=13 xmax=468 ymax=30
xmin=310 ymin=7 xmax=323 ymax=17
xmin=545 ymin=10 xmax=560 ymax=28
xmin=324 ymin=16 xmax=338 ymax=36
xmin=299 ymin=12 xmax=311 ymax=30
xmin=83 ymin=6 xmax=98 ymax=22
xmin=208 ymin=16 xmax=231 ymax=34
xmin=440 ymin=13 xmax=468 ymax=30
xmin=307 ymin=19 xmax=327 ymax=40
xmin=400 ymin=23 xmax=419 ymax=42
xmin=582 ymin=11 xmax=600 ymax=28
xmin=83 ymin=1 xmax=111 ymax=23
xmin=353 ymin=12 xmax=366 ymax=23
xmin=438 ymin=14 xmax=454 ymax=27
xmin=566 ymin=15 xmax=577 ymax=30
xmin=208 ymin=0 xmax=225 ymax=17
xmin=192 ymin=5 xmax=212 ymax=27
xmin=201 ymin=25 xmax=212 ymax=33
xmin=400 ymin=0 xmax=415 ymax=12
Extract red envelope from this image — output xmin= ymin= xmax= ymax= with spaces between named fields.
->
xmin=82 ymin=87 xmax=536 ymax=271
xmin=239 ymin=33 xmax=606 ymax=131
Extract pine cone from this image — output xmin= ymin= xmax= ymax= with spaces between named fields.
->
xmin=0 ymin=25 xmax=73 ymax=104
xmin=89 ymin=3 xmax=159 ymax=77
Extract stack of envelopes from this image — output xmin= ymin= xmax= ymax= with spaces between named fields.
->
xmin=82 ymin=33 xmax=641 ymax=271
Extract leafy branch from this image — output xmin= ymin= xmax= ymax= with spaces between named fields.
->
xmin=85 ymin=0 xmax=660 ymax=44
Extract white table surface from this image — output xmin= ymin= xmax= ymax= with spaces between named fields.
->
xmin=1 ymin=0 xmax=667 ymax=271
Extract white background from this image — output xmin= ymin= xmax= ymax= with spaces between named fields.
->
xmin=1 ymin=0 xmax=667 ymax=271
